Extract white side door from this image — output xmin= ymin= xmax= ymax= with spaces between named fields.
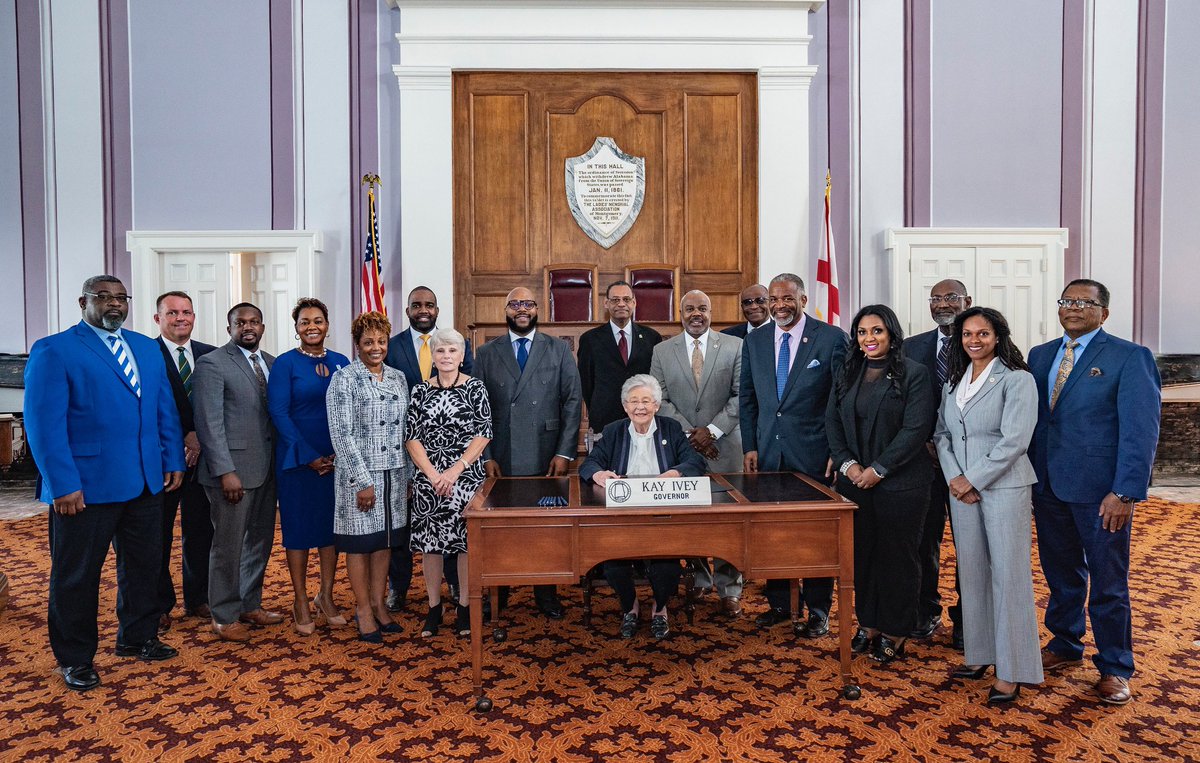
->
xmin=159 ymin=251 xmax=231 ymax=346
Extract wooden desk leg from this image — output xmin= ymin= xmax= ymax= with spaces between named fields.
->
xmin=838 ymin=575 xmax=860 ymax=700
xmin=469 ymin=545 xmax=491 ymax=712
xmin=789 ymin=579 xmax=800 ymax=630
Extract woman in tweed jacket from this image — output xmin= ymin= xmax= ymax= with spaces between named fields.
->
xmin=327 ymin=312 xmax=410 ymax=643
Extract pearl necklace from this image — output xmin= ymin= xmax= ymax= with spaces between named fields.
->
xmin=298 ymin=347 xmax=327 ymax=359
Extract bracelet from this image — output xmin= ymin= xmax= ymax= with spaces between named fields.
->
xmin=839 ymin=459 xmax=858 ymax=476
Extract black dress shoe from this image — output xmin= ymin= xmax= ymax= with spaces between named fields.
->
xmin=796 ymin=610 xmax=830 ymax=638
xmin=951 ymin=623 xmax=964 ymax=651
xmin=536 ymin=599 xmax=565 ymax=620
xmin=115 ymin=637 xmax=178 ymax=662
xmin=386 ymin=590 xmax=406 ymax=613
xmin=754 ymin=607 xmax=791 ymax=629
xmin=850 ymin=628 xmax=873 ymax=654
xmin=951 ymin=664 xmax=992 ymax=680
xmin=987 ymin=683 xmax=1021 ymax=704
xmin=62 ymin=664 xmax=101 ymax=692
xmin=619 ymin=611 xmax=638 ymax=639
xmin=650 ymin=614 xmax=670 ymax=640
xmin=910 ymin=614 xmax=941 ymax=639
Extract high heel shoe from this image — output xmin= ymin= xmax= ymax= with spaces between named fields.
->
xmin=421 ymin=604 xmax=442 ymax=638
xmin=293 ymin=600 xmax=315 ymax=636
xmin=869 ymin=635 xmax=907 ymax=665
xmin=851 ymin=628 xmax=874 ymax=654
xmin=455 ymin=604 xmax=471 ymax=636
xmin=987 ymin=682 xmax=1021 ymax=705
xmin=951 ymin=664 xmax=992 ymax=680
xmin=314 ymin=593 xmax=348 ymax=627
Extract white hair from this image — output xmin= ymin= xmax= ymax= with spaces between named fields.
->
xmin=429 ymin=327 xmax=466 ymax=353
xmin=621 ymin=374 xmax=662 ymax=405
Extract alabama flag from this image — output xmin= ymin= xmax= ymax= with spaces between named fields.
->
xmin=814 ymin=170 xmax=840 ymax=327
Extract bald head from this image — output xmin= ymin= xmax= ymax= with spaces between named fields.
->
xmin=929 ymin=279 xmax=971 ymax=329
xmin=504 ymin=286 xmax=538 ymax=335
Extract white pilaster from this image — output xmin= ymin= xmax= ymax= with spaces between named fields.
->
xmin=758 ymin=66 xmax=818 ymax=283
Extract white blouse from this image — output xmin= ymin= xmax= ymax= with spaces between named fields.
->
xmin=954 ymin=357 xmax=999 ymax=409
xmin=626 ymin=420 xmax=660 ymax=477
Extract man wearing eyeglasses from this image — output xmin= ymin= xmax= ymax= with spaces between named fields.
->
xmin=721 ymin=283 xmax=771 ymax=339
xmin=1027 ymin=279 xmax=1161 ymax=706
xmin=475 ymin=286 xmax=583 ymax=619
xmin=577 ymin=281 xmax=663 ymax=432
xmin=24 ymin=275 xmax=185 ymax=692
xmin=902 ymin=279 xmax=971 ymax=650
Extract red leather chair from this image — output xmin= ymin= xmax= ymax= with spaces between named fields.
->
xmin=544 ymin=264 xmax=599 ymax=322
xmin=624 ymin=263 xmax=680 ymax=322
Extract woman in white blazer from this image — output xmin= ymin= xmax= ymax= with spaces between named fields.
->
xmin=933 ymin=307 xmax=1043 ymax=705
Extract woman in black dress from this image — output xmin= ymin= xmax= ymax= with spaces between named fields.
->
xmin=405 ymin=328 xmax=492 ymax=637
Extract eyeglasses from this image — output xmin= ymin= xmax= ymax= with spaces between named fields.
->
xmin=1057 ymin=298 xmax=1104 ymax=310
xmin=928 ymin=294 xmax=965 ymax=305
xmin=506 ymin=300 xmax=537 ymax=311
xmin=740 ymin=296 xmax=767 ymax=306
xmin=84 ymin=291 xmax=133 ymax=304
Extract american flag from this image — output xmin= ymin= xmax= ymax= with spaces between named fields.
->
xmin=361 ymin=184 xmax=386 ymax=315
xmin=814 ymin=170 xmax=841 ymax=327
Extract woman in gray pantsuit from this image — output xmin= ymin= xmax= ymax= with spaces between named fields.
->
xmin=934 ymin=307 xmax=1043 ymax=705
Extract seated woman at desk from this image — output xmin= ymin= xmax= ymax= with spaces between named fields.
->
xmin=579 ymin=374 xmax=706 ymax=640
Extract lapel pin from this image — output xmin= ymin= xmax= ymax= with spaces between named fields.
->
xmin=802 ymin=337 xmax=809 ymax=343
xmin=1089 ymin=367 xmax=1103 ymax=377
xmin=990 ymin=377 xmax=997 ymax=384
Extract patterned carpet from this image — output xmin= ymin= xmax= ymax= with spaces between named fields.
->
xmin=1 ymin=498 xmax=1198 ymax=762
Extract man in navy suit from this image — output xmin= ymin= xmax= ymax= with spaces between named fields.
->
xmin=902 ymin=278 xmax=971 ymax=649
xmin=152 ymin=291 xmax=218 ymax=630
xmin=721 ymin=283 xmax=770 ymax=339
xmin=24 ymin=275 xmax=185 ymax=692
xmin=577 ymin=280 xmax=663 ymax=431
xmin=1028 ymin=279 xmax=1161 ymax=706
xmin=740 ymin=273 xmax=848 ymax=638
xmin=382 ymin=286 xmax=472 ymax=611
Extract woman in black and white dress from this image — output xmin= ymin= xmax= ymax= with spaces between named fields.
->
xmin=405 ymin=328 xmax=492 ymax=638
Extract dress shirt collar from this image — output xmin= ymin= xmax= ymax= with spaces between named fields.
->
xmin=610 ymin=320 xmax=633 ymax=343
xmin=684 ymin=330 xmax=710 ymax=356
xmin=86 ymin=321 xmax=124 ymax=343
xmin=1060 ymin=326 xmax=1101 ymax=353
xmin=773 ymin=313 xmax=806 ymax=346
xmin=508 ymin=329 xmax=537 ymax=346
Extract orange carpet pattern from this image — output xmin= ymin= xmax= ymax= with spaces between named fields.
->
xmin=1 ymin=498 xmax=1198 ymax=762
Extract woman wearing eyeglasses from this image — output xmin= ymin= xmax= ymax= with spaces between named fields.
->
xmin=933 ymin=306 xmax=1042 ymax=705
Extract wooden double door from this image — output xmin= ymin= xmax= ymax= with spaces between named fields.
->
xmin=453 ymin=71 xmax=759 ymax=329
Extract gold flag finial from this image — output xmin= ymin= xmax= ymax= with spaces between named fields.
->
xmin=361 ymin=173 xmax=382 ymax=190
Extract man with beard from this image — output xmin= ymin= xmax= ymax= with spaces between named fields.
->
xmin=153 ymin=291 xmax=218 ymax=631
xmin=577 ymin=280 xmax=662 ymax=432
xmin=24 ymin=275 xmax=185 ymax=691
xmin=193 ymin=303 xmax=279 ymax=643
xmin=651 ymin=289 xmax=745 ymax=614
xmin=722 ymin=283 xmax=771 ymax=339
xmin=474 ymin=286 xmax=582 ymax=619
xmin=739 ymin=273 xmax=848 ymax=638
xmin=383 ymin=286 xmax=473 ymax=611
xmin=902 ymin=279 xmax=972 ymax=649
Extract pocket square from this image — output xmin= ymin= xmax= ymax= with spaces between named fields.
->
xmin=806 ymin=359 xmax=821 ymax=369
xmin=1089 ymin=367 xmax=1103 ymax=377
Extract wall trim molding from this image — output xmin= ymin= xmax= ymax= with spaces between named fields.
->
xmin=392 ymin=65 xmax=451 ymax=90
xmin=389 ymin=0 xmax=825 ymax=9
xmin=758 ymin=65 xmax=818 ymax=90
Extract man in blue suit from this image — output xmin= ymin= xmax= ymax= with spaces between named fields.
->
xmin=24 ymin=275 xmax=185 ymax=692
xmin=740 ymin=273 xmax=848 ymax=638
xmin=1028 ymin=279 xmax=1161 ymax=706
xmin=382 ymin=285 xmax=472 ymax=611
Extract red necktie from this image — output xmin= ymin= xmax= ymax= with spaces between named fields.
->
xmin=618 ymin=330 xmax=629 ymax=364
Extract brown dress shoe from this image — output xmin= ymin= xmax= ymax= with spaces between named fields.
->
xmin=211 ymin=620 xmax=252 ymax=643
xmin=1096 ymin=675 xmax=1132 ymax=705
xmin=720 ymin=596 xmax=742 ymax=616
xmin=185 ymin=603 xmax=212 ymax=619
xmin=1041 ymin=648 xmax=1084 ymax=672
xmin=239 ymin=608 xmax=285 ymax=626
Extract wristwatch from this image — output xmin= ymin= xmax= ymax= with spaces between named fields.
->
xmin=1114 ymin=494 xmax=1136 ymax=504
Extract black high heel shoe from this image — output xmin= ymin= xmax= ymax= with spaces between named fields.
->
xmin=869 ymin=634 xmax=907 ymax=665
xmin=851 ymin=628 xmax=874 ymax=654
xmin=951 ymin=664 xmax=992 ymax=680
xmin=455 ymin=604 xmax=471 ymax=636
xmin=421 ymin=604 xmax=441 ymax=638
xmin=987 ymin=682 xmax=1021 ymax=705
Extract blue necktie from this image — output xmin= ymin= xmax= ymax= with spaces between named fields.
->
xmin=107 ymin=335 xmax=141 ymax=397
xmin=516 ymin=337 xmax=529 ymax=372
xmin=775 ymin=333 xmax=790 ymax=401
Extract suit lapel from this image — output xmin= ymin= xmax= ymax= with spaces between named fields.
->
xmin=672 ymin=334 xmax=695 ymax=391
xmin=399 ymin=328 xmax=422 ymax=379
xmin=781 ymin=317 xmax=819 ymax=402
xmin=698 ymin=333 xmax=722 ymax=394
xmin=1055 ymin=330 xmax=1107 ymax=407
xmin=962 ymin=362 xmax=1006 ymax=416
xmin=603 ymin=323 xmax=625 ymax=366
xmin=157 ymin=336 xmax=184 ymax=385
xmin=227 ymin=342 xmax=260 ymax=388
xmin=512 ymin=332 xmax=545 ymax=397
xmin=75 ymin=322 xmax=137 ymax=394
xmin=495 ymin=335 xmax=523 ymax=384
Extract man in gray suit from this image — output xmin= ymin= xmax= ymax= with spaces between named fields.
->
xmin=476 ymin=286 xmax=583 ymax=619
xmin=193 ymin=303 xmax=280 ymax=643
xmin=651 ymin=289 xmax=745 ymax=615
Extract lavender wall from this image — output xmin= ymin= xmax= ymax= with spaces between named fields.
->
xmin=378 ymin=0 xmax=405 ymax=311
xmin=0 ymin=0 xmax=24 ymax=352
xmin=807 ymin=1 xmax=831 ymax=297
xmin=928 ymin=0 xmax=1062 ymax=227
xmin=1159 ymin=1 xmax=1200 ymax=354
xmin=127 ymin=0 xmax=272 ymax=229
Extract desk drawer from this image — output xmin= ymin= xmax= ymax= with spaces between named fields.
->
xmin=579 ymin=519 xmax=746 ymax=568
xmin=747 ymin=516 xmax=841 ymax=575
xmin=475 ymin=521 xmax=573 ymax=576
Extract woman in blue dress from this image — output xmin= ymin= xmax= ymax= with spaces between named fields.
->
xmin=267 ymin=297 xmax=351 ymax=635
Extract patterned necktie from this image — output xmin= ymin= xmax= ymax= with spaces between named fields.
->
xmin=177 ymin=346 xmax=193 ymax=396
xmin=691 ymin=338 xmax=704 ymax=387
xmin=107 ymin=335 xmax=141 ymax=397
xmin=249 ymin=352 xmax=267 ymax=395
xmin=418 ymin=334 xmax=433 ymax=379
xmin=516 ymin=337 xmax=529 ymax=372
xmin=618 ymin=329 xmax=629 ymax=364
xmin=935 ymin=335 xmax=950 ymax=386
xmin=1050 ymin=339 xmax=1079 ymax=410
xmin=775 ymin=333 xmax=791 ymax=401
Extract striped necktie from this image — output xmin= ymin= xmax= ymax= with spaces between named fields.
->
xmin=176 ymin=346 xmax=193 ymax=396
xmin=107 ymin=335 xmax=141 ymax=397
xmin=935 ymin=336 xmax=950 ymax=386
xmin=1050 ymin=339 xmax=1079 ymax=410
xmin=775 ymin=333 xmax=791 ymax=401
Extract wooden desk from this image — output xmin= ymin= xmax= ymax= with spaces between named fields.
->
xmin=464 ymin=472 xmax=859 ymax=711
